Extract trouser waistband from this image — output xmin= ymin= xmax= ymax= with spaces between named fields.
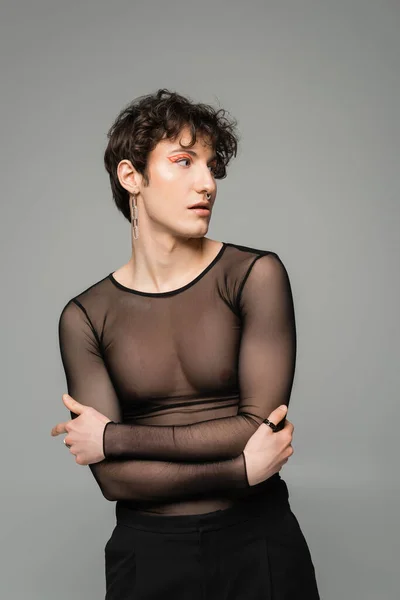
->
xmin=115 ymin=475 xmax=289 ymax=534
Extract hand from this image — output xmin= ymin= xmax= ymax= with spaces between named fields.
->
xmin=50 ymin=395 xmax=111 ymax=465
xmin=243 ymin=405 xmax=294 ymax=486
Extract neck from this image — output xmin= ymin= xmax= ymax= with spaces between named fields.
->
xmin=124 ymin=235 xmax=213 ymax=294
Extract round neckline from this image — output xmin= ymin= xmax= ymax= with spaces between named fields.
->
xmin=108 ymin=241 xmax=228 ymax=297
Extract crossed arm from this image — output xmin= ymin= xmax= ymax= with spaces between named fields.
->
xmin=58 ymin=253 xmax=296 ymax=502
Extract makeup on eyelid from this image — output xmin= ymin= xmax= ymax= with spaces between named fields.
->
xmin=168 ymin=154 xmax=217 ymax=171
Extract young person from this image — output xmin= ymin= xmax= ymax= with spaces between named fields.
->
xmin=52 ymin=88 xmax=320 ymax=599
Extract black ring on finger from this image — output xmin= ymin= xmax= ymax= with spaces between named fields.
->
xmin=263 ymin=418 xmax=278 ymax=432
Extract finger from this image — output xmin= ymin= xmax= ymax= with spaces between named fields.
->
xmin=62 ymin=394 xmax=84 ymax=414
xmin=267 ymin=404 xmax=288 ymax=428
xmin=286 ymin=420 xmax=294 ymax=434
xmin=50 ymin=422 xmax=68 ymax=436
xmin=281 ymin=418 xmax=294 ymax=435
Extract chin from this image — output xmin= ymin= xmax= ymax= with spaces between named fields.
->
xmin=175 ymin=223 xmax=210 ymax=238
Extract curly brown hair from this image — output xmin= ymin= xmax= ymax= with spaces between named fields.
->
xmin=103 ymin=88 xmax=240 ymax=222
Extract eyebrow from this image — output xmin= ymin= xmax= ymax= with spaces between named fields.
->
xmin=170 ymin=148 xmax=217 ymax=162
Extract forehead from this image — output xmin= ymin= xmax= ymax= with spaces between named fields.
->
xmin=155 ymin=125 xmax=214 ymax=154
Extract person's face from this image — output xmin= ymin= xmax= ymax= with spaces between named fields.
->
xmin=120 ymin=125 xmax=218 ymax=239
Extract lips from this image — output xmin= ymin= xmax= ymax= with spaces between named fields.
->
xmin=188 ymin=203 xmax=211 ymax=210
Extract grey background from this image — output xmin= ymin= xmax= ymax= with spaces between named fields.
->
xmin=1 ymin=1 xmax=399 ymax=598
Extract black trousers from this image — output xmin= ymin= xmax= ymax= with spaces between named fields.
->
xmin=104 ymin=478 xmax=320 ymax=600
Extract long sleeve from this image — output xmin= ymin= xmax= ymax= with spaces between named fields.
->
xmin=103 ymin=253 xmax=296 ymax=461
xmin=58 ymin=299 xmax=247 ymax=502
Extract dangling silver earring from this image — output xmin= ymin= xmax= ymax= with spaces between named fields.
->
xmin=130 ymin=193 xmax=139 ymax=241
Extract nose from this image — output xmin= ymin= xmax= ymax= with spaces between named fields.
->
xmin=195 ymin=166 xmax=216 ymax=199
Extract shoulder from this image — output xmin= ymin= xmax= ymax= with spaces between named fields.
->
xmin=238 ymin=252 xmax=291 ymax=306
xmin=217 ymin=241 xmax=291 ymax=312
xmin=223 ymin=240 xmax=280 ymax=261
xmin=222 ymin=245 xmax=295 ymax=316
xmin=222 ymin=240 xmax=286 ymax=278
xmin=58 ymin=272 xmax=113 ymax=324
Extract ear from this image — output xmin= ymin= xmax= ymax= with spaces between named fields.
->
xmin=117 ymin=159 xmax=143 ymax=194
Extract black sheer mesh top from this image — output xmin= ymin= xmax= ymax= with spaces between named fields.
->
xmin=58 ymin=241 xmax=297 ymax=515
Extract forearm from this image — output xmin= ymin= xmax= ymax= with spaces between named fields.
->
xmin=103 ymin=413 xmax=263 ymax=461
xmin=89 ymin=452 xmax=249 ymax=502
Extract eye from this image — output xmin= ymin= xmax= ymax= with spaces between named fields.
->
xmin=171 ymin=155 xmax=217 ymax=174
xmin=175 ymin=157 xmax=191 ymax=167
